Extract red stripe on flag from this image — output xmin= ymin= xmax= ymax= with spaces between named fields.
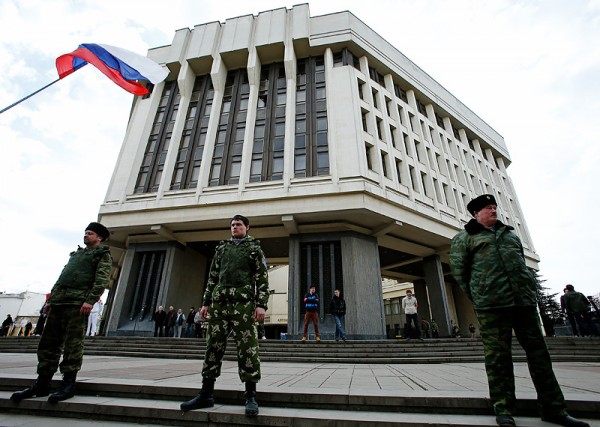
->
xmin=56 ymin=47 xmax=149 ymax=96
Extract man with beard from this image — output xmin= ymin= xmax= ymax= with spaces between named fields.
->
xmin=450 ymin=195 xmax=589 ymax=427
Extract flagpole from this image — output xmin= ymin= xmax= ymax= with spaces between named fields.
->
xmin=0 ymin=77 xmax=61 ymax=115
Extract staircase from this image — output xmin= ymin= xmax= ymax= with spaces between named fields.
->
xmin=1 ymin=335 xmax=599 ymax=363
xmin=1 ymin=336 xmax=599 ymax=426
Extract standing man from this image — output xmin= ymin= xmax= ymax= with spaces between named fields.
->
xmin=564 ymin=284 xmax=599 ymax=337
xmin=402 ymin=290 xmax=422 ymax=340
xmin=329 ymin=289 xmax=347 ymax=342
xmin=180 ymin=215 xmax=269 ymax=417
xmin=152 ymin=306 xmax=166 ymax=337
xmin=1 ymin=314 xmax=13 ymax=337
xmin=11 ymin=222 xmax=112 ymax=403
xmin=560 ymin=287 xmax=579 ymax=336
xmin=450 ymin=194 xmax=589 ymax=427
xmin=301 ymin=285 xmax=320 ymax=342
xmin=175 ymin=308 xmax=185 ymax=338
xmin=165 ymin=305 xmax=176 ymax=337
xmin=185 ymin=307 xmax=196 ymax=338
xmin=86 ymin=299 xmax=103 ymax=336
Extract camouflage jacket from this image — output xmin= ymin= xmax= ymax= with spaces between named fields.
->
xmin=202 ymin=236 xmax=269 ymax=310
xmin=48 ymin=245 xmax=112 ymax=306
xmin=449 ymin=219 xmax=537 ymax=311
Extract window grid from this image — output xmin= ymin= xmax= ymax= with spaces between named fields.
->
xmin=294 ymin=56 xmax=329 ymax=178
xmin=135 ymin=81 xmax=180 ymax=193
xmin=171 ymin=75 xmax=214 ymax=190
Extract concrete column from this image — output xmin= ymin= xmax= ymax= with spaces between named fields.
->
xmin=423 ymin=255 xmax=452 ymax=337
xmin=341 ymin=233 xmax=386 ymax=339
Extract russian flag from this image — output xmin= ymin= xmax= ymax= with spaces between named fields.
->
xmin=56 ymin=43 xmax=169 ymax=96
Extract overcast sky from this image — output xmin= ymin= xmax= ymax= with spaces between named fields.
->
xmin=1 ymin=0 xmax=599 ymax=300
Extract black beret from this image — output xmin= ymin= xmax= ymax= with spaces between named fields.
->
xmin=86 ymin=222 xmax=110 ymax=241
xmin=466 ymin=194 xmax=497 ymax=216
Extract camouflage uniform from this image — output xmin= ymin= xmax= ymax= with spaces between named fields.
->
xmin=38 ymin=245 xmax=112 ymax=376
xmin=450 ymin=219 xmax=567 ymax=418
xmin=202 ymin=236 xmax=269 ymax=383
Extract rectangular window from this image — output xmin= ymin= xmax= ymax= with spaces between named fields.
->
xmin=365 ymin=143 xmax=373 ymax=170
xmin=333 ymin=48 xmax=360 ymax=70
xmin=395 ymin=159 xmax=404 ymax=185
xmin=394 ymin=84 xmax=408 ymax=103
xmin=135 ymin=81 xmax=180 ymax=193
xmin=127 ymin=251 xmax=166 ymax=321
xmin=376 ymin=117 xmax=383 ymax=140
xmin=372 ymin=88 xmax=379 ymax=110
xmin=417 ymin=100 xmax=427 ymax=115
xmin=381 ymin=152 xmax=389 ymax=178
xmin=409 ymin=165 xmax=418 ymax=192
xmin=443 ymin=183 xmax=455 ymax=208
xmin=170 ymin=76 xmax=214 ymax=190
xmin=299 ymin=241 xmax=343 ymax=316
xmin=435 ymin=113 xmax=445 ymax=128
xmin=209 ymin=69 xmax=250 ymax=186
xmin=397 ymin=105 xmax=405 ymax=126
xmin=250 ymin=62 xmax=287 ymax=182
xmin=294 ymin=56 xmax=329 ymax=177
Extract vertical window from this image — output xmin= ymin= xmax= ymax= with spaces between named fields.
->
xmin=299 ymin=241 xmax=343 ymax=316
xmin=294 ymin=56 xmax=329 ymax=177
xmin=395 ymin=159 xmax=404 ymax=185
xmin=170 ymin=76 xmax=214 ymax=190
xmin=365 ymin=143 xmax=373 ymax=170
xmin=251 ymin=62 xmax=287 ymax=182
xmin=135 ymin=81 xmax=180 ymax=193
xmin=333 ymin=48 xmax=360 ymax=70
xmin=381 ymin=152 xmax=389 ymax=178
xmin=409 ymin=165 xmax=418 ymax=192
xmin=394 ymin=84 xmax=408 ymax=103
xmin=372 ymin=88 xmax=379 ymax=109
xmin=209 ymin=69 xmax=250 ymax=186
xmin=128 ymin=251 xmax=166 ymax=321
xmin=376 ymin=117 xmax=383 ymax=140
xmin=435 ymin=113 xmax=445 ymax=129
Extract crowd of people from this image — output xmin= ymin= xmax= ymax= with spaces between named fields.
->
xmin=151 ymin=305 xmax=208 ymax=338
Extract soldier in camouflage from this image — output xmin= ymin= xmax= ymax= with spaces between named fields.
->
xmin=181 ymin=214 xmax=269 ymax=417
xmin=11 ymin=222 xmax=112 ymax=404
xmin=449 ymin=195 xmax=589 ymax=427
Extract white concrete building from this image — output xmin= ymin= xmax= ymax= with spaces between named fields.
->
xmin=99 ymin=4 xmax=537 ymax=338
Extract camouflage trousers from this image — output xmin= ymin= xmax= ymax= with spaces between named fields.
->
xmin=202 ymin=300 xmax=260 ymax=383
xmin=37 ymin=305 xmax=86 ymax=377
xmin=477 ymin=306 xmax=567 ymax=418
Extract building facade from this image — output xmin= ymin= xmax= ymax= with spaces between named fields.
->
xmin=99 ymin=5 xmax=538 ymax=338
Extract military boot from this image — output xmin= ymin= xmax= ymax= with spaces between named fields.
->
xmin=244 ymin=381 xmax=259 ymax=416
xmin=180 ymin=378 xmax=215 ymax=411
xmin=10 ymin=375 xmax=52 ymax=401
xmin=48 ymin=371 xmax=77 ymax=403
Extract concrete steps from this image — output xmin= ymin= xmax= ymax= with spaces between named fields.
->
xmin=1 ymin=336 xmax=599 ymax=364
xmin=1 ymin=377 xmax=599 ymax=426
